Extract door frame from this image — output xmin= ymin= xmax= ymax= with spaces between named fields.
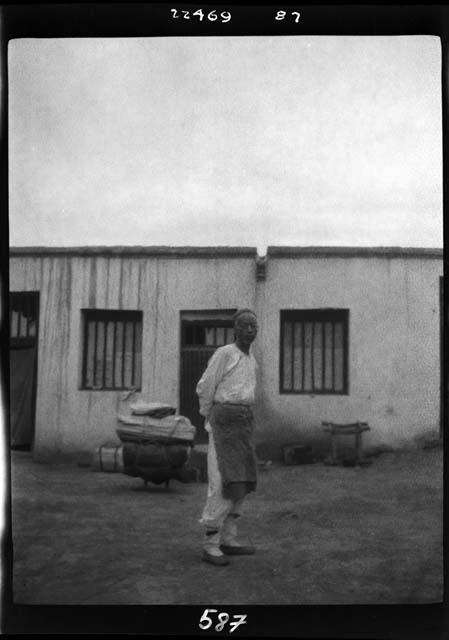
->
xmin=9 ymin=291 xmax=40 ymax=451
xmin=179 ymin=309 xmax=236 ymax=443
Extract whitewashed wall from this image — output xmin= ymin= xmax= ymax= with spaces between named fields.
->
xmin=10 ymin=249 xmax=443 ymax=458
xmin=9 ymin=252 xmax=256 ymax=458
xmin=254 ymin=254 xmax=443 ymax=450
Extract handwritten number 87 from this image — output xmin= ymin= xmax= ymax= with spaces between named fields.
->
xmin=275 ymin=11 xmax=301 ymax=22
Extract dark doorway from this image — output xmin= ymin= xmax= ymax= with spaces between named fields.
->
xmin=9 ymin=292 xmax=40 ymax=450
xmin=180 ymin=310 xmax=236 ymax=443
xmin=440 ymin=277 xmax=445 ymax=438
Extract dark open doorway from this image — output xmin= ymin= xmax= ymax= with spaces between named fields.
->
xmin=9 ymin=292 xmax=40 ymax=451
xmin=180 ymin=309 xmax=236 ymax=443
xmin=440 ymin=276 xmax=445 ymax=439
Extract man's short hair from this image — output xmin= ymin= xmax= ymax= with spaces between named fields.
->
xmin=232 ymin=308 xmax=257 ymax=325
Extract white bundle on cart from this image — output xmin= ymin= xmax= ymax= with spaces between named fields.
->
xmin=117 ymin=413 xmax=196 ymax=445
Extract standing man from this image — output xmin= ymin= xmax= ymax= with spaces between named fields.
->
xmin=196 ymin=309 xmax=259 ymax=566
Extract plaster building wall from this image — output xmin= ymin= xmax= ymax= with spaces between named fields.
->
xmin=9 ymin=249 xmax=257 ymax=458
xmin=9 ymin=247 xmax=443 ymax=459
xmin=254 ymin=250 xmax=443 ymax=450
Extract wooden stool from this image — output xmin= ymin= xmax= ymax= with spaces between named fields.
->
xmin=322 ymin=422 xmax=370 ymax=465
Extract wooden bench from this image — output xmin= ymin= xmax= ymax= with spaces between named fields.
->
xmin=322 ymin=421 xmax=370 ymax=465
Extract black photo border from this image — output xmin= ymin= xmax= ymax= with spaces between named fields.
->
xmin=0 ymin=2 xmax=447 ymax=637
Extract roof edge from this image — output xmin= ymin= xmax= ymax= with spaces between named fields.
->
xmin=9 ymin=246 xmax=258 ymax=258
xmin=8 ymin=245 xmax=444 ymax=259
xmin=266 ymin=246 xmax=443 ymax=258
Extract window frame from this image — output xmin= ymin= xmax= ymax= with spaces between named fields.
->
xmin=81 ymin=308 xmax=143 ymax=391
xmin=279 ymin=308 xmax=349 ymax=395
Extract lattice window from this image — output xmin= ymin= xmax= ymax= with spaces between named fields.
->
xmin=10 ymin=292 xmax=39 ymax=339
xmin=81 ymin=309 xmax=142 ymax=390
xmin=280 ymin=309 xmax=349 ymax=394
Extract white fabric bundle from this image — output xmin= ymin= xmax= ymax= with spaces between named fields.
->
xmin=117 ymin=414 xmax=196 ymax=442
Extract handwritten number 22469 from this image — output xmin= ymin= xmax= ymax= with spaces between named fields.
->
xmin=171 ymin=9 xmax=232 ymax=22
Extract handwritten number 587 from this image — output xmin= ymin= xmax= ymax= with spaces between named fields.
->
xmin=199 ymin=609 xmax=247 ymax=633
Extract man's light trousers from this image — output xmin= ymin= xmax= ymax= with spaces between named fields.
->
xmin=199 ymin=426 xmax=244 ymax=554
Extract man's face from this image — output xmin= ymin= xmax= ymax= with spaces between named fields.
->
xmin=234 ymin=312 xmax=258 ymax=347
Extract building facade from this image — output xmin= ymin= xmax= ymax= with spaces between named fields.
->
xmin=8 ymin=246 xmax=443 ymax=460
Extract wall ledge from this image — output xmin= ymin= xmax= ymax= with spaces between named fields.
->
xmin=9 ymin=245 xmax=258 ymax=258
xmin=266 ymin=246 xmax=443 ymax=259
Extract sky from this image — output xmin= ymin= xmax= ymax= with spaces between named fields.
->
xmin=8 ymin=35 xmax=443 ymax=254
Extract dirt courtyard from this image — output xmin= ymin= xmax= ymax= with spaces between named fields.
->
xmin=9 ymin=446 xmax=443 ymax=606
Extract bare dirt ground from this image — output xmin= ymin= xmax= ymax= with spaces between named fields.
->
xmin=9 ymin=447 xmax=443 ymax=606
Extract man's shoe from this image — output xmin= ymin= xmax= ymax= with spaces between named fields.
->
xmin=202 ymin=550 xmax=230 ymax=566
xmin=219 ymin=544 xmax=256 ymax=556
